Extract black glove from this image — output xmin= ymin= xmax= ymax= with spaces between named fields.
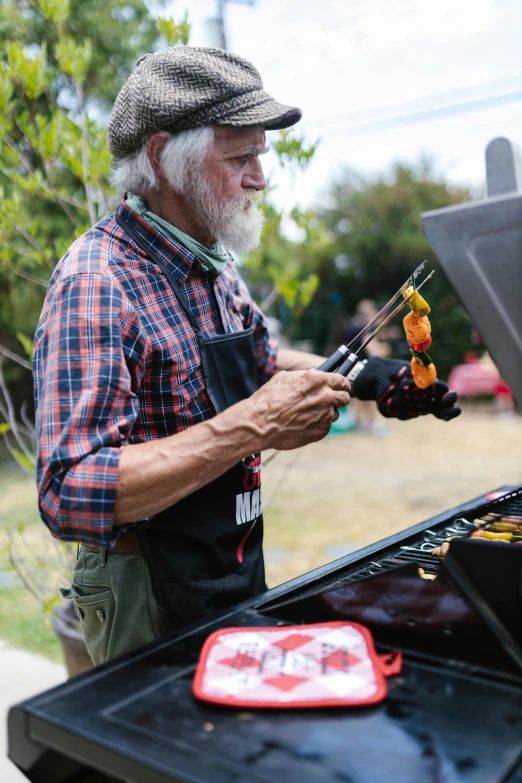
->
xmin=351 ymin=357 xmax=461 ymax=421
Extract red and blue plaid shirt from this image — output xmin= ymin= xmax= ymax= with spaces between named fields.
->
xmin=34 ymin=201 xmax=277 ymax=548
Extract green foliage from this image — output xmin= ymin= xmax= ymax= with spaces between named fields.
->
xmin=244 ymin=155 xmax=474 ymax=374
xmin=0 ymin=1 xmax=168 ymax=107
xmin=37 ymin=0 xmax=70 ymax=27
xmin=158 ymin=11 xmax=191 ymax=46
xmin=55 ymin=35 xmax=92 ymax=83
xmin=273 ymin=129 xmax=319 ymax=174
xmin=6 ymin=40 xmax=50 ymax=98
xmin=16 ymin=331 xmax=34 ymax=360
xmin=310 ymin=161 xmax=474 ymax=376
xmin=243 ymin=130 xmax=323 ymax=333
xmin=11 ymin=447 xmax=36 ymax=471
xmin=0 ymin=0 xmax=186 ymax=417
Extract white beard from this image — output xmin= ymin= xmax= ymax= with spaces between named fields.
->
xmin=186 ymin=173 xmax=265 ymax=254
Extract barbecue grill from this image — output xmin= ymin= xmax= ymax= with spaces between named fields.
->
xmin=8 ymin=137 xmax=522 ymax=783
xmin=8 ymin=486 xmax=522 ymax=783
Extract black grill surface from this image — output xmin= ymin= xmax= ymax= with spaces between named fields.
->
xmin=8 ymin=486 xmax=522 ymax=783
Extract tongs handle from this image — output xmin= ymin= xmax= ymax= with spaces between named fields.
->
xmin=317 ymin=348 xmax=359 ymax=377
xmin=337 ymin=352 xmax=359 ymax=377
xmin=317 ymin=346 xmax=351 ymax=373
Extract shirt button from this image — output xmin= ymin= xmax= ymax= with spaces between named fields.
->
xmin=96 ymin=609 xmax=105 ymax=623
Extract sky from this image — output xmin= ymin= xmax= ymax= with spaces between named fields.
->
xmin=165 ymin=0 xmax=522 ymax=209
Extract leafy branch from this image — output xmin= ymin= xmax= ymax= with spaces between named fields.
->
xmin=244 ymin=130 xmax=322 ymax=328
xmin=0 ymin=0 xmax=192 ymax=616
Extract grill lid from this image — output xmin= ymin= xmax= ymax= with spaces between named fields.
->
xmin=422 ymin=137 xmax=522 ymax=408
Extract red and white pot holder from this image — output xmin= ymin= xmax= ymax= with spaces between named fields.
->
xmin=193 ymin=621 xmax=402 ymax=708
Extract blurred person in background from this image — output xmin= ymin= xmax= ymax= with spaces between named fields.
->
xmin=344 ymin=300 xmax=392 ymax=434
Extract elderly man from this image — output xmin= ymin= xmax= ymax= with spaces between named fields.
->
xmin=34 ymin=47 xmax=459 ymax=667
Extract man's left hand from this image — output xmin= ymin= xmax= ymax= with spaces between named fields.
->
xmin=351 ymin=357 xmax=461 ymax=422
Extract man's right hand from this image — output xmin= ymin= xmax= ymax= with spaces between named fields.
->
xmin=248 ymin=369 xmax=351 ymax=451
xmin=114 ymin=369 xmax=350 ymax=525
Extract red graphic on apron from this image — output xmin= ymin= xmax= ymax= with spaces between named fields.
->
xmin=237 ymin=457 xmax=261 ymax=562
xmin=237 ymin=521 xmax=257 ymax=563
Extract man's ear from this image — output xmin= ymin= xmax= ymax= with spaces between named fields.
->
xmin=146 ymin=132 xmax=171 ymax=182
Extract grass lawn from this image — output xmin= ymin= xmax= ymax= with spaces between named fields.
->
xmin=0 ymin=459 xmax=71 ymax=662
xmin=1 ymin=404 xmax=521 ymax=662
xmin=262 ymin=405 xmax=522 ymax=586
xmin=0 ymin=587 xmax=62 ymax=661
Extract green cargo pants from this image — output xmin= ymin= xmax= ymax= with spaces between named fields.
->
xmin=61 ymin=546 xmax=164 ymax=667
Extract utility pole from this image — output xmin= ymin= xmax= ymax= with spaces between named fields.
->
xmin=205 ymin=0 xmax=256 ymax=51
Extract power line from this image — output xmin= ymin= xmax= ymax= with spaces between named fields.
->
xmin=318 ymin=89 xmax=522 ymax=137
xmin=311 ymin=75 xmax=522 ymax=129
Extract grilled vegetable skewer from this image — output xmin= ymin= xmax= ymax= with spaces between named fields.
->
xmin=403 ymin=303 xmax=437 ymax=389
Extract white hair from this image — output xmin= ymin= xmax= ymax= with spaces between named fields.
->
xmin=109 ymin=127 xmax=215 ymax=195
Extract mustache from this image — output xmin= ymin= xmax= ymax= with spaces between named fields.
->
xmin=232 ymin=189 xmax=262 ymax=206
xmin=218 ymin=189 xmax=263 ymax=217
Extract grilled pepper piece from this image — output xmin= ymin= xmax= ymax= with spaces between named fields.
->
xmin=402 ymin=285 xmax=431 ymax=316
xmin=403 ymin=311 xmax=431 ymax=344
xmin=410 ymin=348 xmax=433 ymax=367
xmin=410 ymin=356 xmax=437 ymax=389
xmin=491 ymin=521 xmax=519 ymax=532
xmin=483 ymin=531 xmax=513 ymax=540
xmin=407 ymin=336 xmax=433 ymax=352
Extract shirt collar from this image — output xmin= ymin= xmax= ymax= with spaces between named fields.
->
xmin=115 ymin=198 xmax=198 ymax=284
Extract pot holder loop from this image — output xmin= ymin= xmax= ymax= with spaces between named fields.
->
xmin=377 ymin=651 xmax=403 ymax=676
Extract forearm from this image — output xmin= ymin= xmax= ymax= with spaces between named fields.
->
xmin=114 ymin=398 xmax=265 ymax=524
xmin=276 ymin=347 xmax=325 ymax=372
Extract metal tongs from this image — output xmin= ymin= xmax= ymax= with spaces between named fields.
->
xmin=317 ymin=260 xmax=434 ymax=376
xmin=244 ymin=261 xmax=434 ymax=473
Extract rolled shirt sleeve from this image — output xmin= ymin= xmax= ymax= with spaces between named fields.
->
xmin=34 ymin=272 xmax=149 ymax=548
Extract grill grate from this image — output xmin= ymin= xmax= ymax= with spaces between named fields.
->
xmin=334 ymin=489 xmax=522 ymax=586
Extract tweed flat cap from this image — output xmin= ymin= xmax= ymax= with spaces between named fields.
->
xmin=107 ymin=46 xmax=302 ymax=158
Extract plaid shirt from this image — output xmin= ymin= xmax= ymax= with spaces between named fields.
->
xmin=34 ymin=201 xmax=277 ymax=548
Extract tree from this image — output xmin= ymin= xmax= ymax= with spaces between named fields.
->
xmin=0 ymin=0 xmax=196 ymax=649
xmin=242 ymin=129 xmax=324 ymax=340
xmin=0 ymin=0 xmax=189 ymax=468
xmin=300 ymin=161 xmax=475 ymax=378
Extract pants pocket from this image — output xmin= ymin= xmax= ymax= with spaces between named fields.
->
xmin=62 ymin=582 xmax=115 ymax=667
xmin=62 ymin=550 xmax=165 ymax=666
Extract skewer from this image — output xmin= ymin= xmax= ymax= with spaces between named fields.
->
xmin=333 ymin=271 xmax=435 ymax=377
xmin=337 ymin=260 xmax=428 ymax=360
xmin=318 ymin=268 xmax=433 ymax=375
xmin=243 ymin=265 xmax=435 ymax=474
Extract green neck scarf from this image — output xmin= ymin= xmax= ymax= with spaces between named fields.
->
xmin=125 ymin=192 xmax=229 ymax=276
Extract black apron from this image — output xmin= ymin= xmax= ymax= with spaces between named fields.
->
xmin=115 ymin=212 xmax=266 ymax=632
